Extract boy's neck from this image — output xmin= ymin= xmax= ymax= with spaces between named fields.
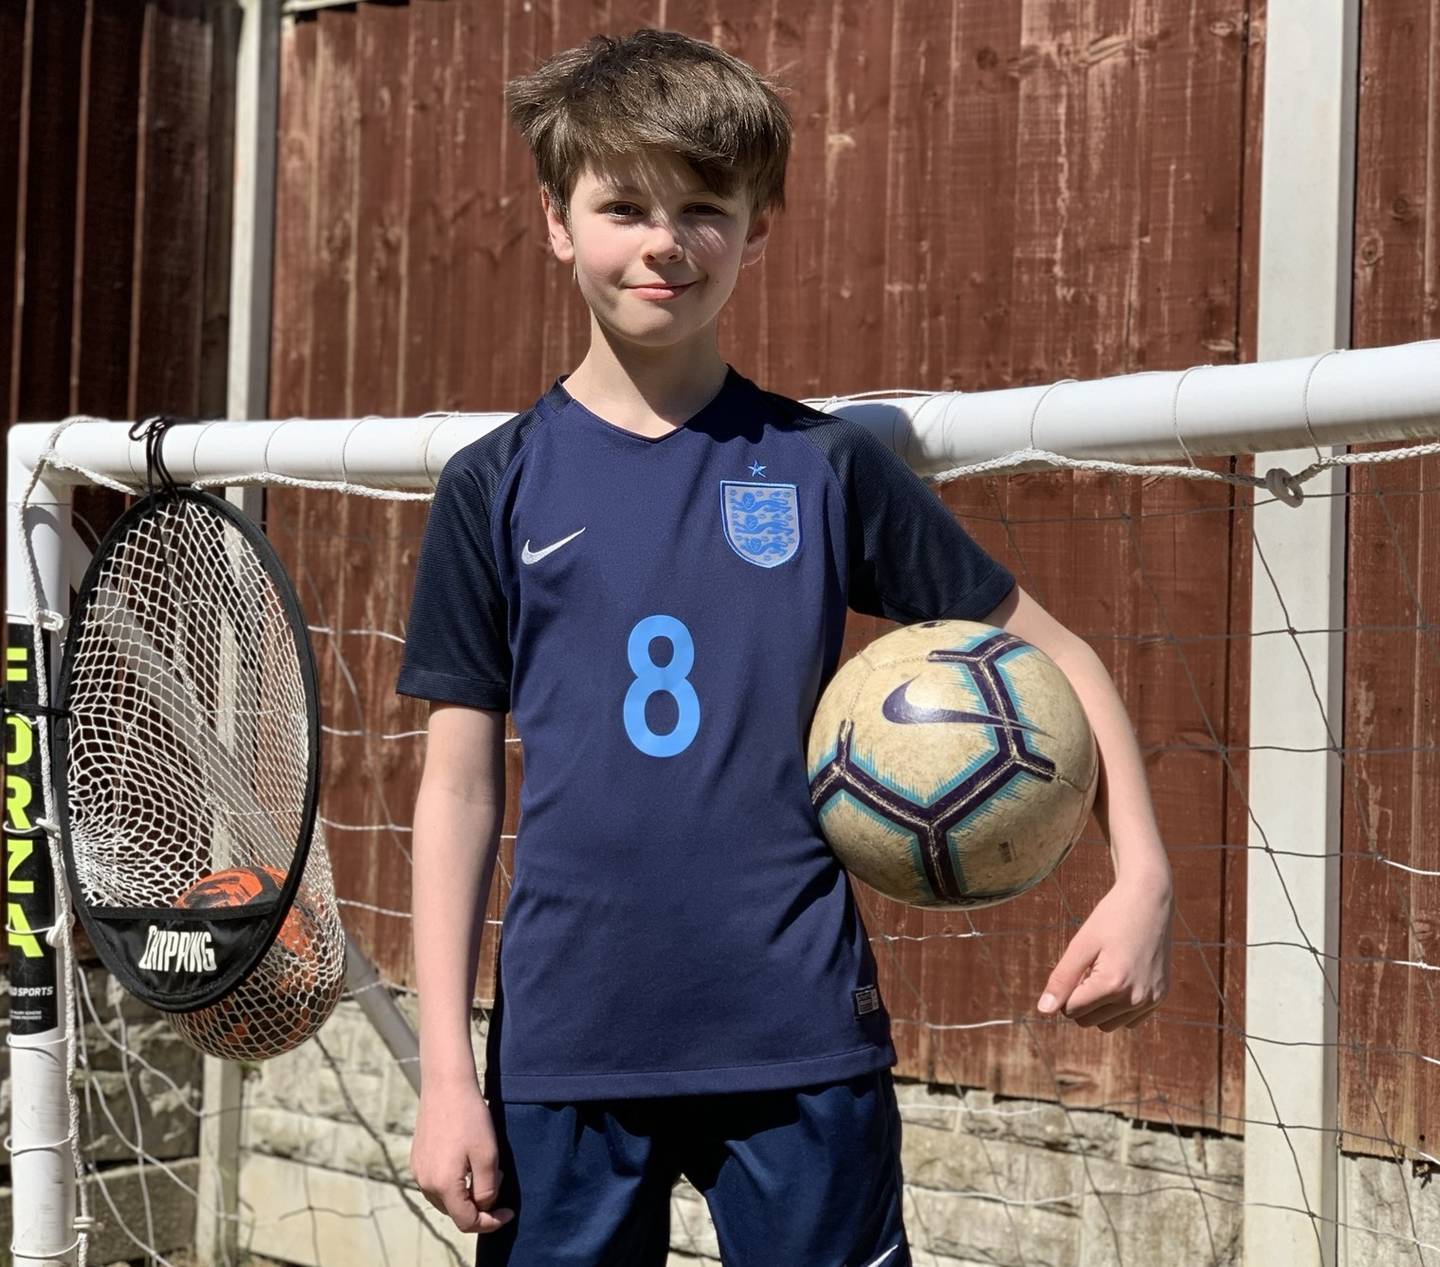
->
xmin=560 ymin=344 xmax=730 ymax=439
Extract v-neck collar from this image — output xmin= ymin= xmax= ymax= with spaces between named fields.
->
xmin=542 ymin=365 xmax=743 ymax=445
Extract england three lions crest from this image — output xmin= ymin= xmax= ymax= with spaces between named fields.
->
xmin=721 ymin=481 xmax=800 ymax=568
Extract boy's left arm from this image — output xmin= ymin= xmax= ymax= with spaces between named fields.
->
xmin=983 ymin=584 xmax=1175 ymax=1030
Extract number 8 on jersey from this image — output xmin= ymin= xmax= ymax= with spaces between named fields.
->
xmin=623 ymin=614 xmax=700 ymax=757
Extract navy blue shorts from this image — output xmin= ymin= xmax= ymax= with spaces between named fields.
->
xmin=475 ymin=1068 xmax=910 ymax=1267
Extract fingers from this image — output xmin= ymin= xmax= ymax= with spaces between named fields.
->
xmin=1066 ymin=999 xmax=1131 ymax=1029
xmin=419 ymin=1166 xmax=515 ymax=1235
xmin=434 ymin=1174 xmax=481 ymax=1232
xmin=472 ymin=1208 xmax=517 ymax=1234
xmin=466 ymin=1160 xmax=516 ymax=1233
xmin=1036 ymin=937 xmax=1097 ymax=1016
xmin=1090 ymin=1001 xmax=1160 ymax=1031
xmin=1031 ymin=963 xmax=1164 ymax=1028
xmin=1056 ymin=972 xmax=1110 ymax=1017
xmin=1119 ymin=1000 xmax=1162 ymax=1029
xmin=1050 ymin=996 xmax=1163 ymax=1031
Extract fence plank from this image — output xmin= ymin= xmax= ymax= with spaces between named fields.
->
xmin=1342 ymin=0 xmax=1440 ymax=1163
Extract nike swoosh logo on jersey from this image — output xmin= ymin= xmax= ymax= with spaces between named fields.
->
xmin=520 ymin=527 xmax=586 ymax=564
xmin=859 ymin=1246 xmax=900 ymax=1267
xmin=881 ymin=678 xmax=1048 ymax=737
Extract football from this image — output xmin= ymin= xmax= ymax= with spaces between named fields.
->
xmin=807 ymin=620 xmax=1099 ymax=909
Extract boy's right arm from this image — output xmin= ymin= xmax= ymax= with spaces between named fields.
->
xmin=410 ymin=701 xmax=514 ymax=1234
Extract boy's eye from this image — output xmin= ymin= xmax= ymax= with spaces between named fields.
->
xmin=604 ymin=203 xmax=724 ymax=217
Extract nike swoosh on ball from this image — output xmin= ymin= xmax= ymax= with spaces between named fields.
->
xmin=881 ymin=678 xmax=1047 ymax=735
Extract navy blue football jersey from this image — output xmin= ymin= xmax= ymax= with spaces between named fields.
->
xmin=396 ymin=365 xmax=1016 ymax=1101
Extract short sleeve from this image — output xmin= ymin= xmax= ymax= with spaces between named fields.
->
xmin=837 ymin=423 xmax=1015 ymax=624
xmin=395 ymin=459 xmax=512 ymax=711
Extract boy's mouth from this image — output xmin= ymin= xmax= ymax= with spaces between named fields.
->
xmin=628 ymin=280 xmax=695 ymax=299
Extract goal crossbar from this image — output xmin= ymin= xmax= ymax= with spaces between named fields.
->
xmin=7 ymin=341 xmax=1438 ymax=496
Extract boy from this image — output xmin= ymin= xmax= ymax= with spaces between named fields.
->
xmin=397 ymin=28 xmax=1174 ymax=1267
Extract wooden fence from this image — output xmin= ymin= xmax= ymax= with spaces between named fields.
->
xmin=4 ymin=0 xmax=1435 ymax=1156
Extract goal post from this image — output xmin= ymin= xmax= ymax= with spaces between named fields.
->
xmin=5 ymin=339 xmax=1439 ymax=1265
xmin=5 ymin=464 xmax=77 ymax=1266
xmin=9 ymin=343 xmax=1438 ymax=495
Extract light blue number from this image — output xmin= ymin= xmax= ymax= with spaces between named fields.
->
xmin=623 ymin=615 xmax=700 ymax=757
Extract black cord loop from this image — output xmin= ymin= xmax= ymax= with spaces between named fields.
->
xmin=126 ymin=414 xmax=200 ymax=498
xmin=0 ymin=688 xmax=70 ymax=722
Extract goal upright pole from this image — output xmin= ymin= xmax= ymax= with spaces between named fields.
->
xmin=5 ymin=443 xmax=79 ymax=1266
xmin=1245 ymin=2 xmax=1359 ymax=1265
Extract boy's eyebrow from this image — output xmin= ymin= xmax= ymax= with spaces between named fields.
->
xmin=598 ymin=182 xmax=723 ymax=199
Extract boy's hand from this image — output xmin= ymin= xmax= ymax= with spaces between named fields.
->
xmin=1035 ymin=865 xmax=1173 ymax=1030
xmin=411 ymin=1078 xmax=515 ymax=1235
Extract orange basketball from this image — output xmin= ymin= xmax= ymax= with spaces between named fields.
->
xmin=177 ymin=864 xmax=317 ymax=959
xmin=171 ymin=864 xmax=338 ymax=1060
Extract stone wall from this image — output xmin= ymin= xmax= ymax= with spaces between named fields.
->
xmin=3 ymin=975 xmax=1436 ymax=1266
xmin=666 ymin=1081 xmax=1244 ymax=1267
xmin=233 ymin=998 xmax=1440 ymax=1267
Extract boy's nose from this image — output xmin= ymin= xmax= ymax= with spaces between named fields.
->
xmin=643 ymin=232 xmax=684 ymax=262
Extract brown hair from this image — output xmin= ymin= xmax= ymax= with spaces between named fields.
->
xmin=504 ymin=28 xmax=793 ymax=230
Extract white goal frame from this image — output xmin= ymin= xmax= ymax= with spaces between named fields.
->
xmin=7 ymin=338 xmax=1440 ymax=1265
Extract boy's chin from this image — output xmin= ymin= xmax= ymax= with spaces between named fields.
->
xmin=596 ymin=314 xmax=711 ymax=347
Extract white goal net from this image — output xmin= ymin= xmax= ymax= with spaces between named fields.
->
xmin=5 ymin=342 xmax=1438 ymax=1267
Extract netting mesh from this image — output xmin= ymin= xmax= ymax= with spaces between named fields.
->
xmin=61 ymin=492 xmax=344 ymax=1054
xmin=10 ymin=391 xmax=1440 ymax=1265
xmin=66 ymin=496 xmax=309 ymax=904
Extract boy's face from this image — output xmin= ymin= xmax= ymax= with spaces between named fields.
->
xmin=541 ymin=149 xmax=770 ymax=351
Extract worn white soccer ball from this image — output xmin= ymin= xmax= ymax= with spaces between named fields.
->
xmin=807 ymin=620 xmax=1099 ymax=909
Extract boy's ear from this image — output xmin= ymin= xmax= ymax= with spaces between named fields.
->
xmin=540 ymin=188 xmax=575 ymax=264
xmin=741 ymin=209 xmax=772 ymax=267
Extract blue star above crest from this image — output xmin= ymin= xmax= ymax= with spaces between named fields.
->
xmin=748 ymin=461 xmax=767 ymax=477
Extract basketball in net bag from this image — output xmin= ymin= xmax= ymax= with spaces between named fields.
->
xmin=167 ymin=847 xmax=344 ymax=1060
